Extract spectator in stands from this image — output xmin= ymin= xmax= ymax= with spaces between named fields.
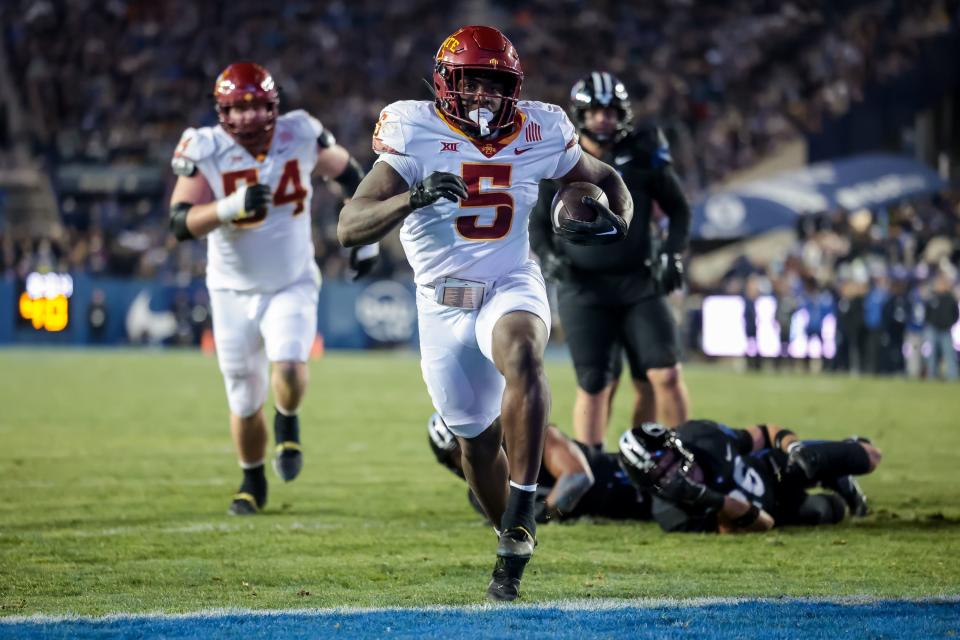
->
xmin=742 ymin=274 xmax=761 ymax=370
xmin=774 ymin=275 xmax=798 ymax=367
xmin=904 ymin=281 xmax=927 ymax=379
xmin=924 ymin=268 xmax=959 ymax=380
xmin=880 ymin=269 xmax=910 ymax=375
xmin=863 ymin=274 xmax=891 ymax=374
xmin=834 ymin=266 xmax=868 ymax=373
xmin=800 ymin=276 xmax=833 ymax=365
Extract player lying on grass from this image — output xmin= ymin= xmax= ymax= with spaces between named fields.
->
xmin=618 ymin=420 xmax=881 ymax=533
xmin=428 ymin=413 xmax=652 ymax=523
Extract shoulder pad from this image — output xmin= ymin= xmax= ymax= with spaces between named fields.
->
xmin=372 ymin=101 xmax=421 ymax=156
xmin=171 ymin=127 xmax=216 ymax=176
xmin=628 ymin=126 xmax=672 ymax=169
xmin=172 ymin=127 xmax=216 ymax=164
xmin=519 ymin=101 xmax=578 ymax=150
xmin=171 ymin=156 xmax=197 ymax=177
xmin=280 ymin=109 xmax=325 ymax=142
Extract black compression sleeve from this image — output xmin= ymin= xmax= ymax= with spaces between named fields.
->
xmin=334 ymin=157 xmax=365 ymax=198
xmin=529 ymin=179 xmax=559 ymax=262
xmin=169 ymin=202 xmax=194 ymax=241
xmin=735 ymin=428 xmax=756 ymax=454
xmin=650 ymin=167 xmax=691 ymax=254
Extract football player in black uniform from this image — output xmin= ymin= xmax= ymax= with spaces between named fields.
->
xmin=618 ymin=421 xmax=881 ymax=533
xmin=428 ymin=414 xmax=651 ymax=524
xmin=529 ymin=71 xmax=692 ymax=451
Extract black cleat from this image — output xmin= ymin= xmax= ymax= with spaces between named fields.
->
xmin=824 ymin=475 xmax=869 ymax=517
xmin=227 ymin=491 xmax=262 ymax=516
xmin=486 ymin=527 xmax=535 ymax=602
xmin=273 ymin=442 xmax=303 ymax=482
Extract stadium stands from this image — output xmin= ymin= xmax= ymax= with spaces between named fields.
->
xmin=0 ymin=0 xmax=957 ymax=370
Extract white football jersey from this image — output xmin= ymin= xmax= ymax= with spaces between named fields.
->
xmin=373 ymin=100 xmax=582 ymax=285
xmin=173 ymin=110 xmax=325 ymax=292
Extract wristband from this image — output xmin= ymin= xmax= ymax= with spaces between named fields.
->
xmin=216 ymin=185 xmax=248 ymax=223
xmin=774 ymin=429 xmax=796 ymax=451
xmin=354 ymin=243 xmax=380 ymax=261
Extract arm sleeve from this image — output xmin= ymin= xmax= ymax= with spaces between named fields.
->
xmin=371 ymin=107 xmax=420 ymax=188
xmin=549 ymin=112 xmax=584 ymax=179
xmin=529 ymin=180 xmax=560 ymax=262
xmin=649 ymin=166 xmax=691 ymax=254
xmin=732 ymin=428 xmax=755 ymax=454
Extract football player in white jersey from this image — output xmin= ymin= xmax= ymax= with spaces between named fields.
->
xmin=339 ymin=26 xmax=634 ymax=601
xmin=168 ymin=62 xmax=371 ymax=516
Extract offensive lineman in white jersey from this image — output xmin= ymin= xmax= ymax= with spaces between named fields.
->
xmin=168 ymin=62 xmax=371 ymax=515
xmin=339 ymin=26 xmax=634 ymax=601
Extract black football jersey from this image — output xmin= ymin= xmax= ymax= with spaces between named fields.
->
xmin=652 ymin=420 xmax=780 ymax=533
xmin=528 ymin=125 xmax=690 ymax=303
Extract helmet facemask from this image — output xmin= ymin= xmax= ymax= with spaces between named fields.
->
xmin=569 ymin=72 xmax=633 ymax=143
xmin=618 ymin=423 xmax=696 ymax=491
xmin=216 ymin=100 xmax=279 ymax=150
xmin=435 ymin=65 xmax=520 ymax=138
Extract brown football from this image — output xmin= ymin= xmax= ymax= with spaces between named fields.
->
xmin=551 ymin=182 xmax=608 ymax=226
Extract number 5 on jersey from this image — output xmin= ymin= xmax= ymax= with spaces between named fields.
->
xmin=456 ymin=163 xmax=513 ymax=241
xmin=221 ymin=159 xmax=308 ymax=228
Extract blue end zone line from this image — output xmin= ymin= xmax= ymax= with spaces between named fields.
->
xmin=3 ymin=597 xmax=958 ymax=640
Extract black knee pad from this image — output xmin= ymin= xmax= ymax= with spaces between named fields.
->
xmin=795 ymin=493 xmax=847 ymax=525
xmin=803 ymin=441 xmax=872 ymax=480
xmin=575 ymin=365 xmax=613 ymax=394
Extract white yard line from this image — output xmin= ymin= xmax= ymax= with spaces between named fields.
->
xmin=3 ymin=595 xmax=958 ymax=624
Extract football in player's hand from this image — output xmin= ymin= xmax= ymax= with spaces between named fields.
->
xmin=551 ymin=182 xmax=608 ymax=225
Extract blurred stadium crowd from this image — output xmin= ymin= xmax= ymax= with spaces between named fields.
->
xmin=0 ymin=0 xmax=958 ymax=373
xmin=721 ymin=192 xmax=960 ymax=378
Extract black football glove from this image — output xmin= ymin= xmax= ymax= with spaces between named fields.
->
xmin=348 ymin=243 xmax=380 ymax=281
xmin=556 ymin=196 xmax=628 ymax=245
xmin=409 ymin=172 xmax=469 ymax=210
xmin=244 ymin=183 xmax=272 ymax=213
xmin=540 ymin=252 xmax=572 ymax=283
xmin=652 ymin=251 xmax=684 ymax=294
xmin=658 ymin=470 xmax=725 ymax=511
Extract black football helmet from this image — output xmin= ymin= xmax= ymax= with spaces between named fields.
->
xmin=569 ymin=71 xmax=633 ymax=143
xmin=427 ymin=412 xmax=464 ymax=478
xmin=618 ymin=422 xmax=695 ymax=491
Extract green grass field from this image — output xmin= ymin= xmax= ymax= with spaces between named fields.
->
xmin=0 ymin=349 xmax=958 ymax=616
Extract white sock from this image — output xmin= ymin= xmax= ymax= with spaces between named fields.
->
xmin=509 ymin=480 xmax=538 ymax=492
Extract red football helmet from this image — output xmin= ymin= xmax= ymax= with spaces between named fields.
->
xmin=213 ymin=62 xmax=280 ymax=150
xmin=433 ymin=26 xmax=523 ymax=137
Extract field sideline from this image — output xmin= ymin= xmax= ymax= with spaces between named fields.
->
xmin=0 ymin=349 xmax=958 ymax=618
